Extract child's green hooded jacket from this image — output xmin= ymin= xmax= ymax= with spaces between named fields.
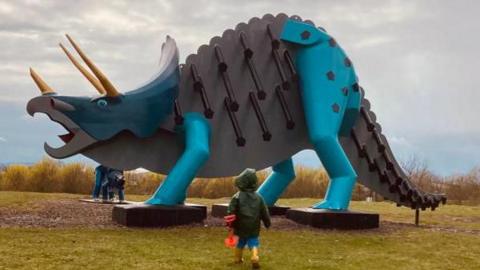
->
xmin=227 ymin=169 xmax=271 ymax=238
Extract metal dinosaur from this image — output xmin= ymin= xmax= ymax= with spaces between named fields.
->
xmin=26 ymin=14 xmax=446 ymax=212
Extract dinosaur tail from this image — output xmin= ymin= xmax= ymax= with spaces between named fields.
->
xmin=340 ymin=90 xmax=447 ymax=211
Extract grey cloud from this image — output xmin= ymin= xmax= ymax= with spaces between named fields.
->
xmin=0 ymin=0 xmax=478 ymax=175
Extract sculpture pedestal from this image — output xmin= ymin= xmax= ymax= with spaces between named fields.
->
xmin=79 ymin=198 xmax=132 ymax=204
xmin=211 ymin=203 xmax=289 ymax=218
xmin=286 ymin=208 xmax=379 ymax=230
xmin=112 ymin=203 xmax=207 ymax=227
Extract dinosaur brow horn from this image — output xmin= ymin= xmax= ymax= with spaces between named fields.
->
xmin=65 ymin=34 xmax=120 ymax=97
xmin=59 ymin=43 xmax=106 ymax=95
xmin=29 ymin=68 xmax=56 ymax=95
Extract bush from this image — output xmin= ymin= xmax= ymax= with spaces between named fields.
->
xmin=0 ymin=164 xmax=30 ymax=191
xmin=0 ymin=157 xmax=479 ymax=205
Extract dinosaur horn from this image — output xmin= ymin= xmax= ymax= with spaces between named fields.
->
xmin=65 ymin=34 xmax=120 ymax=97
xmin=59 ymin=43 xmax=106 ymax=95
xmin=29 ymin=68 xmax=56 ymax=95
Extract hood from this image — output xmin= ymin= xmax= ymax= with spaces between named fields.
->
xmin=235 ymin=168 xmax=258 ymax=192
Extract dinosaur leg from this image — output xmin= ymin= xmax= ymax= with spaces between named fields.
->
xmin=303 ymin=82 xmax=357 ymax=210
xmin=256 ymin=158 xmax=295 ymax=206
xmin=280 ymin=20 xmax=358 ymax=210
xmin=310 ymin=136 xmax=357 ymax=210
xmin=145 ymin=113 xmax=210 ymax=205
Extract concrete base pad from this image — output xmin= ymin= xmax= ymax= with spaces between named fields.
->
xmin=112 ymin=203 xmax=207 ymax=227
xmin=211 ymin=203 xmax=290 ymax=218
xmin=79 ymin=198 xmax=132 ymax=205
xmin=286 ymin=208 xmax=379 ymax=230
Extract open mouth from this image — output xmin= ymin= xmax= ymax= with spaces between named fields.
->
xmin=57 ymin=122 xmax=75 ymax=144
xmin=26 ymin=96 xmax=97 ymax=159
xmin=36 ymin=111 xmax=79 ymax=149
xmin=59 ymin=132 xmax=75 ymax=143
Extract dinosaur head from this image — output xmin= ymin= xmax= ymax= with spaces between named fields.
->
xmin=27 ymin=35 xmax=179 ymax=159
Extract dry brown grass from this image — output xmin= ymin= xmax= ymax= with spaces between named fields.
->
xmin=0 ymin=158 xmax=479 ymax=204
xmin=0 ymin=159 xmax=94 ymax=194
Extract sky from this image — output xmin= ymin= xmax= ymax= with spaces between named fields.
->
xmin=0 ymin=0 xmax=479 ymax=176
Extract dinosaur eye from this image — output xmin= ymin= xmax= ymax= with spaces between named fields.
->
xmin=96 ymin=99 xmax=108 ymax=107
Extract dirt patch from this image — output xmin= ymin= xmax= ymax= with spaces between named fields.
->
xmin=0 ymin=199 xmax=118 ymax=228
xmin=1 ymin=198 xmax=479 ymax=235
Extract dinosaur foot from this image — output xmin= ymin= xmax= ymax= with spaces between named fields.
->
xmin=311 ymin=200 xmax=347 ymax=211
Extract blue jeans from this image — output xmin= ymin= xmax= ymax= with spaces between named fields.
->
xmin=92 ymin=167 xmax=105 ymax=198
xmin=117 ymin=189 xmax=125 ymax=201
xmin=236 ymin=237 xmax=259 ymax=249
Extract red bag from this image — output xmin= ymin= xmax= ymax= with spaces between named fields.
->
xmin=223 ymin=214 xmax=238 ymax=248
xmin=224 ymin=230 xmax=238 ymax=248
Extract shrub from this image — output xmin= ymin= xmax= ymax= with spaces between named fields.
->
xmin=0 ymin=157 xmax=479 ymax=205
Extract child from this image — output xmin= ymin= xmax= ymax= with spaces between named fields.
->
xmin=107 ymin=169 xmax=125 ymax=202
xmin=227 ymin=168 xmax=271 ymax=269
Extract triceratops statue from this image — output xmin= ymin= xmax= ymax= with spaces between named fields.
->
xmin=27 ymin=14 xmax=446 ymax=226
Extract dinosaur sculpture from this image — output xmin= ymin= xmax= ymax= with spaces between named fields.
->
xmin=27 ymin=14 xmax=446 ymax=215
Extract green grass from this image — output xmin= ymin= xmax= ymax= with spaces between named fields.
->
xmin=0 ymin=227 xmax=478 ymax=270
xmin=1 ymin=191 xmax=479 ymax=269
xmin=0 ymin=191 xmax=81 ymax=208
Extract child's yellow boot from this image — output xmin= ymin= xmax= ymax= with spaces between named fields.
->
xmin=234 ymin=248 xmax=244 ymax=264
xmin=251 ymin=247 xmax=260 ymax=269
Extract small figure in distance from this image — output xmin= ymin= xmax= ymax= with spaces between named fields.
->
xmin=107 ymin=169 xmax=126 ymax=203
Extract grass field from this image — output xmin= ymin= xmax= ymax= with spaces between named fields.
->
xmin=0 ymin=191 xmax=479 ymax=269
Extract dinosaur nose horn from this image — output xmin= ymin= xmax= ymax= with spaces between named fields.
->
xmin=29 ymin=68 xmax=56 ymax=95
xmin=50 ymin=98 xmax=75 ymax=112
xmin=64 ymin=34 xmax=120 ymax=97
xmin=59 ymin=43 xmax=106 ymax=95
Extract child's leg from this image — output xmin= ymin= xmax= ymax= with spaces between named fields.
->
xmin=234 ymin=248 xmax=243 ymax=263
xmin=118 ymin=189 xmax=125 ymax=202
xmin=251 ymin=248 xmax=259 ymax=268
xmin=101 ymin=185 xmax=108 ymax=201
xmin=247 ymin=237 xmax=260 ymax=268
xmin=234 ymin=238 xmax=246 ymax=263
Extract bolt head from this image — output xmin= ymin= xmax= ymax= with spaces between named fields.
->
xmin=332 ymin=103 xmax=340 ymax=113
xmin=329 ymin=38 xmax=337 ymax=47
xmin=236 ymin=137 xmax=246 ymax=147
xmin=300 ymin=30 xmax=311 ymax=40
xmin=352 ymin=83 xmax=360 ymax=92
xmin=326 ymin=71 xmax=335 ymax=81
xmin=344 ymin=57 xmax=352 ymax=67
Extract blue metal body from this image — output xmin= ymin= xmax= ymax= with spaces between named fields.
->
xmin=145 ymin=112 xmax=211 ymax=205
xmin=28 ymin=20 xmax=363 ymax=211
xmin=278 ymin=19 xmax=362 ymax=210
xmin=257 ymin=158 xmax=295 ymax=206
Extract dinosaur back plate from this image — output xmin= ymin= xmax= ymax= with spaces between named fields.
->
xmin=83 ymin=14 xmax=313 ymax=177
xmin=175 ymin=13 xmax=312 ymax=176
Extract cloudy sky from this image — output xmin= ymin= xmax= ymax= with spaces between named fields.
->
xmin=0 ymin=0 xmax=478 ymax=176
